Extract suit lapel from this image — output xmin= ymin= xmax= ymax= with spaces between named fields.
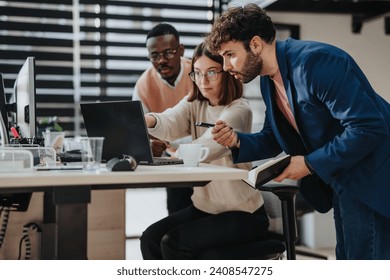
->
xmin=260 ymin=40 xmax=308 ymax=155
xmin=261 ymin=75 xmax=306 ymax=155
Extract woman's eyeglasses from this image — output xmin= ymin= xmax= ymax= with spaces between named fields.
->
xmin=189 ymin=70 xmax=223 ymax=82
xmin=148 ymin=46 xmax=180 ymax=62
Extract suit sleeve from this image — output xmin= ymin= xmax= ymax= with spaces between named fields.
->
xmin=232 ymin=111 xmax=283 ymax=163
xmin=304 ymin=53 xmax=389 ymax=183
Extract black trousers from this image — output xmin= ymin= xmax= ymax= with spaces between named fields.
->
xmin=140 ymin=205 xmax=269 ymax=259
xmin=166 ymin=187 xmax=193 ymax=214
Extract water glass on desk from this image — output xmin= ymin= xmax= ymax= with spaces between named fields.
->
xmin=44 ymin=131 xmax=65 ymax=153
xmin=80 ymin=137 xmax=104 ymax=172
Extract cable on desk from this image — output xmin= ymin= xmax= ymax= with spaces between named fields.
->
xmin=0 ymin=206 xmax=10 ymax=248
xmin=18 ymin=222 xmax=42 ymax=260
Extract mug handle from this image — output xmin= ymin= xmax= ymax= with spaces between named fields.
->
xmin=198 ymin=147 xmax=210 ymax=162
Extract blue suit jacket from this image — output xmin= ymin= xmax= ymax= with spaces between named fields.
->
xmin=233 ymin=38 xmax=390 ymax=216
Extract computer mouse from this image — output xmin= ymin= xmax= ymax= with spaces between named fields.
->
xmin=106 ymin=156 xmax=137 ymax=172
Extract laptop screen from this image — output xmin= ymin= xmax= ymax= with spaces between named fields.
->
xmin=80 ymin=100 xmax=154 ymax=163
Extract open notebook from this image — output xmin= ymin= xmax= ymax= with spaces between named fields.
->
xmin=80 ymin=100 xmax=183 ymax=165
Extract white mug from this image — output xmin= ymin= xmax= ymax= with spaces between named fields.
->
xmin=178 ymin=143 xmax=210 ymax=167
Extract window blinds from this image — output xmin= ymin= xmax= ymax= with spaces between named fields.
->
xmin=0 ymin=0 xmax=215 ymax=135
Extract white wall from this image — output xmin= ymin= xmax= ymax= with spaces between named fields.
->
xmin=268 ymin=12 xmax=390 ymax=102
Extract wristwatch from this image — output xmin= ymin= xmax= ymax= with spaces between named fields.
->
xmin=304 ymin=156 xmax=315 ymax=175
xmin=227 ymin=133 xmax=240 ymax=150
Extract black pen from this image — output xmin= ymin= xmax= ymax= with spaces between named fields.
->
xmin=195 ymin=122 xmax=215 ymax=128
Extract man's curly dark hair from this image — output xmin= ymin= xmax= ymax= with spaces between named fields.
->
xmin=206 ymin=4 xmax=276 ymax=53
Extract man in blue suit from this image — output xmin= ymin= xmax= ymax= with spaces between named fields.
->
xmin=207 ymin=4 xmax=390 ymax=259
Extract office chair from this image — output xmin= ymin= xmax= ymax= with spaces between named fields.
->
xmin=262 ymin=183 xmax=329 ymax=260
xmin=196 ymin=183 xmax=300 ymax=260
xmin=198 ymin=182 xmax=329 ymax=260
xmin=263 ymin=185 xmax=331 ymax=260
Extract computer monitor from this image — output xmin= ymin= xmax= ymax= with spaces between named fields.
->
xmin=0 ymin=73 xmax=10 ymax=145
xmin=8 ymin=57 xmax=37 ymax=139
xmin=0 ymin=72 xmax=33 ymax=212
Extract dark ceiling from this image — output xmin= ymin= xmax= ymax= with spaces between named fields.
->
xmin=266 ymin=0 xmax=390 ymax=34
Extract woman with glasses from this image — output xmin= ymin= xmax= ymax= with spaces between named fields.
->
xmin=140 ymin=42 xmax=269 ymax=260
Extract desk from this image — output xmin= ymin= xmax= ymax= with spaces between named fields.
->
xmin=0 ymin=164 xmax=246 ymax=259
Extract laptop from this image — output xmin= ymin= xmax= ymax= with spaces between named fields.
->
xmin=80 ymin=100 xmax=183 ymax=165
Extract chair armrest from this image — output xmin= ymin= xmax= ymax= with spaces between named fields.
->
xmin=257 ymin=183 xmax=299 ymax=201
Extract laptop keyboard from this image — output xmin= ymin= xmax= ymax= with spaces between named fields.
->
xmin=153 ymin=157 xmax=183 ymax=165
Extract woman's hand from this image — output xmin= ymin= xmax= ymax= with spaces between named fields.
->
xmin=151 ymin=139 xmax=169 ymax=157
xmin=144 ymin=114 xmax=168 ymax=156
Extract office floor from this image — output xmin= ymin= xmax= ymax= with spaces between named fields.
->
xmin=294 ymin=246 xmax=336 ymax=260
xmin=125 ymin=188 xmax=337 ymax=260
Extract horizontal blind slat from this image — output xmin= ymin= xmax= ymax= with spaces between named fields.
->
xmin=0 ymin=35 xmax=73 ymax=47
xmin=1 ymin=22 xmax=73 ymax=33
xmin=0 ymin=7 xmax=72 ymax=19
xmin=0 ymin=51 xmax=73 ymax=62
xmin=80 ymin=0 xmax=212 ymax=11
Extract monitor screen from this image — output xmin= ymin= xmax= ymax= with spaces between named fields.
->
xmin=0 ymin=72 xmax=33 ymax=211
xmin=8 ymin=57 xmax=37 ymax=139
xmin=0 ymin=73 xmax=10 ymax=145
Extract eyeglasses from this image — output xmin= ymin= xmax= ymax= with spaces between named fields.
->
xmin=148 ymin=46 xmax=180 ymax=62
xmin=189 ymin=70 xmax=223 ymax=82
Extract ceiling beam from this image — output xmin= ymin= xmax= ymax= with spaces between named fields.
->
xmin=266 ymin=0 xmax=390 ymax=35
xmin=267 ymin=0 xmax=390 ymax=18
xmin=385 ymin=16 xmax=390 ymax=34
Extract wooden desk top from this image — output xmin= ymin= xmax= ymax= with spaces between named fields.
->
xmin=0 ymin=164 xmax=247 ymax=189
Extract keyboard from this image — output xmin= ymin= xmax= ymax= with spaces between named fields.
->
xmin=152 ymin=157 xmax=183 ymax=165
xmin=57 ymin=150 xmax=82 ymax=162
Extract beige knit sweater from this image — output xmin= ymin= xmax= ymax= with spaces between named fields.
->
xmin=148 ymin=96 xmax=264 ymax=214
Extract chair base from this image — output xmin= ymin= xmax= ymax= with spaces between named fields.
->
xmin=196 ymin=239 xmax=286 ymax=260
xmin=295 ymin=246 xmax=329 ymax=260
